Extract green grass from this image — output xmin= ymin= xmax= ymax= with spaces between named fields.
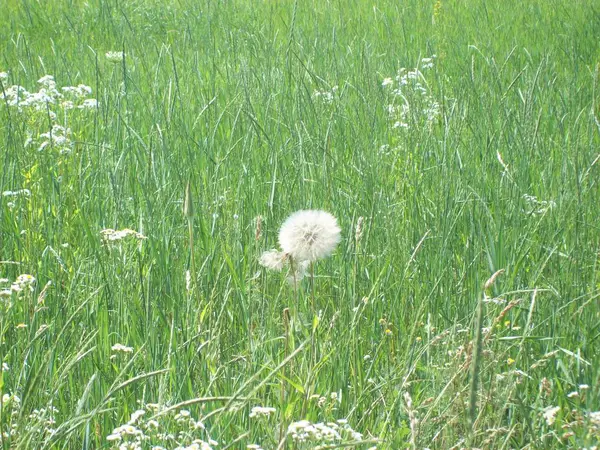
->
xmin=1 ymin=0 xmax=599 ymax=448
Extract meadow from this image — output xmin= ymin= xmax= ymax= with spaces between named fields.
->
xmin=1 ymin=0 xmax=599 ymax=448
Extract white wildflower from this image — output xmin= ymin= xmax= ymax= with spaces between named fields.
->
xmin=523 ymin=194 xmax=556 ymax=215
xmin=111 ymin=343 xmax=134 ymax=353
xmin=543 ymin=405 xmax=560 ymax=425
xmin=0 ymin=71 xmax=8 ymax=81
xmin=567 ymin=391 xmax=579 ymax=398
xmin=3 ymin=189 xmax=31 ymax=197
xmin=382 ymin=77 xmax=393 ymax=87
xmin=278 ymin=210 xmax=341 ymax=263
xmin=128 ymin=409 xmax=146 ymax=424
xmin=101 ymin=228 xmax=146 ymax=242
xmin=79 ymin=98 xmax=98 ymax=109
xmin=249 ymin=406 xmax=276 ymax=418
xmin=106 ymin=51 xmax=125 ymax=62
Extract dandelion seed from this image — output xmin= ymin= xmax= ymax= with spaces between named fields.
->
xmin=278 ymin=210 xmax=341 ymax=263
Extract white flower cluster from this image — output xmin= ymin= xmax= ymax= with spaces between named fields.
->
xmin=101 ymin=228 xmax=147 ymax=242
xmin=0 ymin=274 xmax=36 ymax=301
xmin=382 ymin=56 xmax=440 ymax=130
xmin=2 ymin=189 xmax=31 ymax=198
xmin=310 ymin=391 xmax=342 ymax=410
xmin=287 ymin=418 xmax=365 ymax=445
xmin=313 ymin=85 xmax=338 ymax=103
xmin=105 ymin=404 xmax=218 ymax=450
xmin=28 ymin=404 xmax=59 ymax=437
xmin=37 ymin=124 xmax=72 ymax=154
xmin=522 ymin=194 xmax=556 ymax=215
xmin=248 ymin=406 xmax=276 ymax=418
xmin=543 ymin=405 xmax=560 ymax=426
xmin=106 ymin=51 xmax=125 ymax=63
xmin=0 ymin=74 xmax=97 ymax=113
xmin=2 ymin=189 xmax=31 ymax=210
xmin=1 ymin=394 xmax=58 ymax=441
xmin=1 ymin=393 xmax=21 ymax=440
xmin=0 ymin=73 xmax=97 ymax=156
xmin=111 ymin=343 xmax=134 ymax=353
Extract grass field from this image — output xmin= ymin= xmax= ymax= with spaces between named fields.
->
xmin=1 ymin=0 xmax=599 ymax=448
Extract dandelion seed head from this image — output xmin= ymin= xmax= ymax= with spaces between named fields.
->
xmin=278 ymin=210 xmax=341 ymax=263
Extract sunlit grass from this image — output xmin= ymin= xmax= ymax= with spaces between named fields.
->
xmin=1 ymin=0 xmax=599 ymax=448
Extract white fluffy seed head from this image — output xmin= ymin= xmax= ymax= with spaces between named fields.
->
xmin=259 ymin=250 xmax=286 ymax=271
xmin=278 ymin=210 xmax=341 ymax=263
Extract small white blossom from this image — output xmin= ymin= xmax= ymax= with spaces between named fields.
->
xmin=106 ymin=51 xmax=125 ymax=62
xmin=79 ymin=98 xmax=98 ymax=109
xmin=543 ymin=406 xmax=560 ymax=425
xmin=111 ymin=343 xmax=134 ymax=353
xmin=3 ymin=189 xmax=31 ymax=197
xmin=101 ymin=228 xmax=146 ymax=242
xmin=249 ymin=406 xmax=276 ymax=418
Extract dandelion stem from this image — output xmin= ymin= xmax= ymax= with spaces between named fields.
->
xmin=280 ymin=307 xmax=290 ymax=442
